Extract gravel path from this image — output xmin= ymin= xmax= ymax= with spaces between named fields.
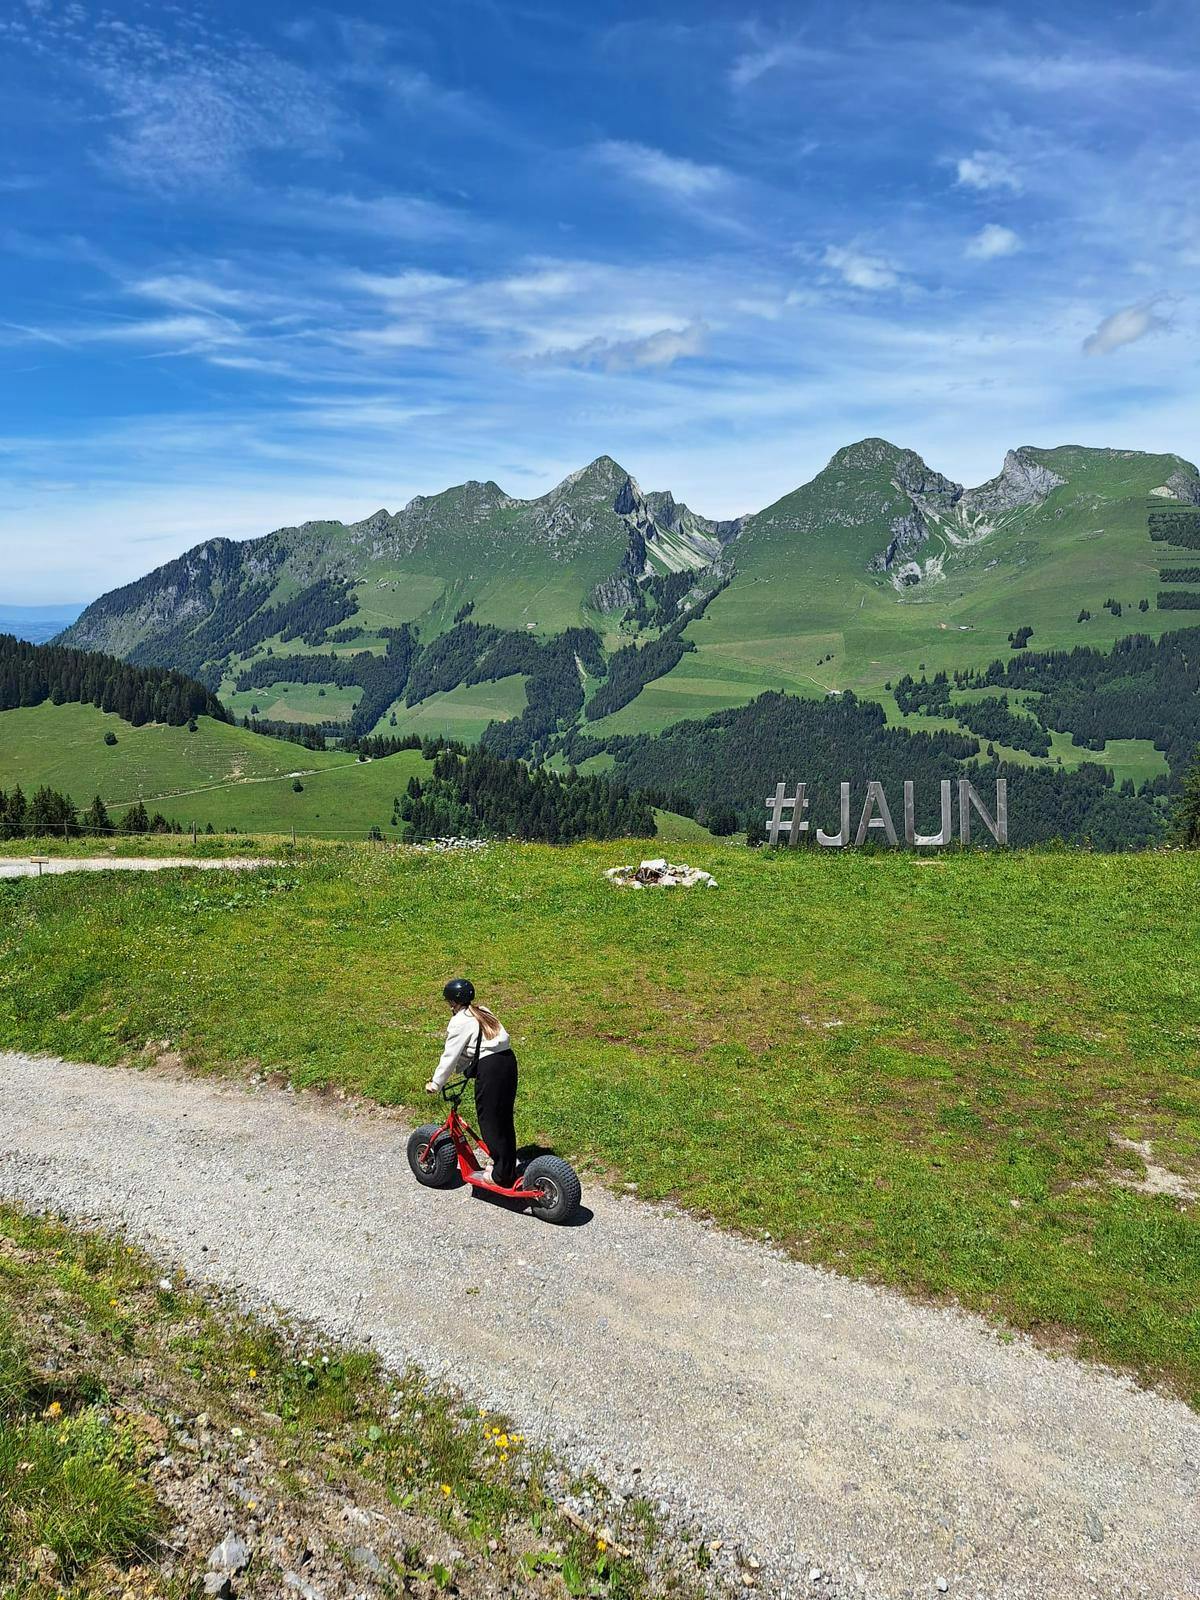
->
xmin=0 ymin=855 xmax=266 ymax=878
xmin=2 ymin=1053 xmax=1197 ymax=1600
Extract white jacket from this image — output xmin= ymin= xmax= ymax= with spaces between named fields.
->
xmin=431 ymin=1010 xmax=512 ymax=1089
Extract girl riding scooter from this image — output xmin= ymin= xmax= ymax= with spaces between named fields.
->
xmin=425 ymin=978 xmax=519 ymax=1187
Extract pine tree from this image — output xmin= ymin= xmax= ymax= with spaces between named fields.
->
xmin=121 ymin=800 xmax=150 ymax=834
xmin=1172 ymin=746 xmax=1200 ymax=846
xmin=82 ymin=794 xmax=112 ymax=835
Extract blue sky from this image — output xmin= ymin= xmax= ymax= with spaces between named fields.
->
xmin=1 ymin=0 xmax=1198 ymax=602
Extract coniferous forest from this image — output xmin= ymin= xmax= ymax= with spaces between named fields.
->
xmin=600 ymin=691 xmax=1165 ymax=848
xmin=0 ymin=633 xmax=226 ymax=726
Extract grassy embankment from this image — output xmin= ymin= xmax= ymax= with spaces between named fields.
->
xmin=0 ymin=1206 xmax=711 ymax=1599
xmin=1 ymin=843 xmax=1197 ymax=1404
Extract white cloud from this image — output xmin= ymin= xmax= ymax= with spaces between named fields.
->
xmin=592 ymin=141 xmax=728 ymax=199
xmin=343 ymin=269 xmax=462 ymax=301
xmin=132 ymin=275 xmax=258 ymax=310
xmin=537 ymin=322 xmax=707 ymax=372
xmin=276 ymin=190 xmax=467 ymax=239
xmin=965 ymin=225 xmax=1022 ymax=260
xmin=953 ymin=151 xmax=1023 ymax=193
xmin=1082 ymin=301 xmax=1166 ymax=356
xmin=95 ymin=55 xmax=339 ymax=192
xmin=822 ymin=246 xmax=900 ymax=292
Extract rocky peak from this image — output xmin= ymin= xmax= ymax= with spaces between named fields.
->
xmin=546 ymin=455 xmax=629 ymax=502
xmin=891 ymin=451 xmax=963 ymax=509
xmin=963 ymin=448 xmax=1066 ymax=517
xmin=826 ymin=438 xmax=907 ymax=474
xmin=1165 ymin=465 xmax=1200 ymax=506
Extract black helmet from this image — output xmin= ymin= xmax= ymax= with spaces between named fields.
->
xmin=443 ymin=977 xmax=475 ymax=1005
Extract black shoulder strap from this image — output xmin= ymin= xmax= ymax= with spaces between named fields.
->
xmin=466 ymin=1024 xmax=483 ymax=1079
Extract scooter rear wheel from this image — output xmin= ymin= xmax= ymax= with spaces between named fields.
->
xmin=522 ymin=1155 xmax=581 ymax=1224
xmin=407 ymin=1125 xmax=459 ymax=1188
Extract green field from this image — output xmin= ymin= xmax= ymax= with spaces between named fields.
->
xmin=376 ymin=673 xmax=530 ymax=741
xmin=0 ymin=703 xmax=430 ymax=839
xmin=2 ymin=842 xmax=1196 ymax=1405
xmin=222 ymin=680 xmax=361 ymax=724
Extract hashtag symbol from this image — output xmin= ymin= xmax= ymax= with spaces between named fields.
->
xmin=766 ymin=782 xmax=808 ymax=844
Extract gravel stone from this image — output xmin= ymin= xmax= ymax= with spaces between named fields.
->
xmin=3 ymin=1052 xmax=1199 ymax=1600
xmin=208 ymin=1534 xmax=250 ymax=1573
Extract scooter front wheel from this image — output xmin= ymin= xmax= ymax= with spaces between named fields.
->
xmin=522 ymin=1155 xmax=582 ymax=1224
xmin=407 ymin=1125 xmax=459 ymax=1188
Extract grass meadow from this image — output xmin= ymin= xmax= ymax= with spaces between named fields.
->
xmin=1 ymin=840 xmax=1197 ymax=1405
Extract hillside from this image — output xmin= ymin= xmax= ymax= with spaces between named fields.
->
xmin=53 ymin=441 xmax=1200 ymax=789
xmin=594 ymin=441 xmax=1200 ymax=735
xmin=0 ymin=700 xmax=430 ymax=837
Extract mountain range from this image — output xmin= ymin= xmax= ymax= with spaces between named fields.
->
xmin=55 ymin=438 xmax=1200 ymax=766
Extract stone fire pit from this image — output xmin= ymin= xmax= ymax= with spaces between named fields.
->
xmin=604 ymin=857 xmax=717 ymax=889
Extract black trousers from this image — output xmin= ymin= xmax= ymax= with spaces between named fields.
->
xmin=473 ymin=1049 xmax=519 ymax=1186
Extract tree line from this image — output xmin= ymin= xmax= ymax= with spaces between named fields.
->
xmin=0 ymin=785 xmax=186 ymax=839
xmin=0 ymin=633 xmax=226 ymax=726
xmin=394 ymin=746 xmax=655 ymax=844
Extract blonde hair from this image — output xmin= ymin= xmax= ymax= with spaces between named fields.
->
xmin=466 ymin=1002 xmax=502 ymax=1040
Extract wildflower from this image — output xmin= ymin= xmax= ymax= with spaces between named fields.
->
xmin=108 ymin=1298 xmax=118 ymax=1308
xmin=497 ymin=1434 xmax=509 ymax=1450
xmin=249 ymin=1368 xmax=258 ymax=1381
xmin=597 ymin=1539 xmax=607 ymax=1553
xmin=44 ymin=1401 xmax=62 ymax=1419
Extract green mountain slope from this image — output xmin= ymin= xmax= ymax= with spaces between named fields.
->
xmin=54 ymin=439 xmax=1200 ymax=777
xmin=594 ymin=441 xmax=1200 ymax=735
xmin=58 ymin=456 xmax=726 ymax=677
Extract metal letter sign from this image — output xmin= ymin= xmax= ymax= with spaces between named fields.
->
xmin=765 ymin=779 xmax=1007 ymax=848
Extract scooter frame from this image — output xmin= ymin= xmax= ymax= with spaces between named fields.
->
xmin=421 ymin=1076 xmax=548 ymax=1202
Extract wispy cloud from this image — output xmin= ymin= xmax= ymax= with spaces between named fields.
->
xmin=592 ymin=140 xmax=729 ymax=199
xmin=965 ymin=225 xmax=1022 ymax=260
xmin=94 ymin=49 xmax=341 ymax=193
xmin=953 ymin=150 xmax=1023 ymax=193
xmin=729 ymin=39 xmax=825 ymax=91
xmin=538 ymin=322 xmax=707 ymax=372
xmin=822 ymin=246 xmax=901 ymax=292
xmin=272 ymin=189 xmax=468 ymax=240
xmin=977 ymin=47 xmax=1184 ymax=94
xmin=1082 ymin=301 xmax=1166 ymax=356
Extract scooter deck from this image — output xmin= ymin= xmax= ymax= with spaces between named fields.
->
xmin=464 ymin=1169 xmax=543 ymax=1201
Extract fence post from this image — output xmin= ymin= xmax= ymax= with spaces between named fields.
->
xmin=292 ymin=825 xmax=296 ymax=847
xmin=192 ymin=821 xmax=197 ymax=845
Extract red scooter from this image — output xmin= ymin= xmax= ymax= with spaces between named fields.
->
xmin=407 ymin=1075 xmax=582 ymax=1224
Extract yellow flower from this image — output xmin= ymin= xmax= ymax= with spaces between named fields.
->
xmin=497 ymin=1434 xmax=509 ymax=1450
xmin=499 ymin=1452 xmax=508 ymax=1463
xmin=108 ymin=1298 xmax=118 ymax=1308
xmin=440 ymin=1483 xmax=451 ymax=1496
xmin=249 ymin=1368 xmax=258 ymax=1380
xmin=597 ymin=1539 xmax=607 ymax=1553
xmin=44 ymin=1401 xmax=62 ymax=1419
